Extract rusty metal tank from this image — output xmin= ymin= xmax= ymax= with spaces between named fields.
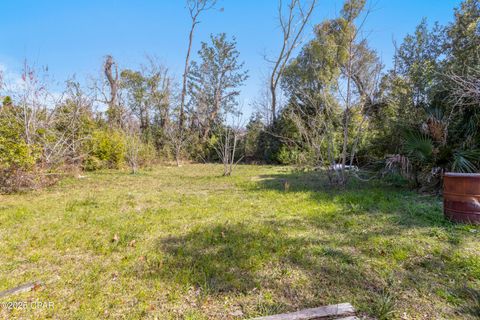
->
xmin=443 ymin=173 xmax=480 ymax=224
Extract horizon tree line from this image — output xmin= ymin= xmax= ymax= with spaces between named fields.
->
xmin=0 ymin=0 xmax=478 ymax=192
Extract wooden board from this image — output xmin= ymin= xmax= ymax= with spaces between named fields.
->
xmin=251 ymin=303 xmax=356 ymax=320
xmin=0 ymin=281 xmax=43 ymax=299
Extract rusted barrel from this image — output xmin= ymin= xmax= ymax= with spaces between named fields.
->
xmin=443 ymin=173 xmax=480 ymax=224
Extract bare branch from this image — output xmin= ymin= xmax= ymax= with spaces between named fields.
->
xmin=269 ymin=0 xmax=317 ymax=122
xmin=179 ymin=0 xmax=217 ymax=130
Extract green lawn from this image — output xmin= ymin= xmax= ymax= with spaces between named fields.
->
xmin=0 ymin=164 xmax=479 ymax=319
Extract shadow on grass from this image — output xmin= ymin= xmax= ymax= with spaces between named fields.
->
xmin=455 ymin=287 xmax=480 ymax=318
xmin=137 ymin=170 xmax=478 ymax=318
xmin=148 ymin=224 xmax=382 ymax=293
xmin=142 ymin=221 xmax=476 ymax=318
xmin=253 ymin=170 xmax=451 ymax=230
xmin=249 ymin=170 xmax=480 ymax=318
xmin=142 ymin=222 xmax=398 ymax=317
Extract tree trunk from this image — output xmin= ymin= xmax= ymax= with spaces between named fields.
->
xmin=104 ymin=55 xmax=120 ymax=127
xmin=179 ymin=21 xmax=197 ymax=130
xmin=270 ymin=82 xmax=277 ymax=123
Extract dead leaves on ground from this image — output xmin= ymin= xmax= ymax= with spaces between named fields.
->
xmin=111 ymin=234 xmax=137 ymax=248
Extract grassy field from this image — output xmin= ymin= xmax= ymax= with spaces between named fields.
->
xmin=0 ymin=164 xmax=479 ymax=319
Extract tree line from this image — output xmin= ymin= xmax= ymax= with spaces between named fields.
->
xmin=0 ymin=0 xmax=479 ymax=192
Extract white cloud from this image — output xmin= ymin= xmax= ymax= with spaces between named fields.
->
xmin=0 ymin=62 xmax=25 ymax=93
xmin=0 ymin=62 xmax=64 ymax=109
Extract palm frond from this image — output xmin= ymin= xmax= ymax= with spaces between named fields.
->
xmin=385 ymin=154 xmax=410 ymax=177
xmin=464 ymin=114 xmax=479 ymax=138
xmin=424 ymin=105 xmax=444 ymax=121
xmin=451 ymin=149 xmax=480 ymax=173
xmin=403 ymin=130 xmax=434 ymax=163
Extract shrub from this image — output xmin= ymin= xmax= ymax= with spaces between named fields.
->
xmin=83 ymin=129 xmax=126 ymax=171
xmin=277 ymin=145 xmax=301 ymax=165
xmin=0 ymin=105 xmax=42 ymax=193
xmin=0 ymin=167 xmax=58 ymax=194
xmin=125 ymin=132 xmax=158 ymax=173
xmin=0 ymin=105 xmax=37 ymax=170
xmin=137 ymin=142 xmax=157 ymax=167
xmin=0 ymin=167 xmax=33 ymax=193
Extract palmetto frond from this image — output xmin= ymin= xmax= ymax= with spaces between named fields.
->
xmin=424 ymin=105 xmax=445 ymax=121
xmin=385 ymin=154 xmax=411 ymax=177
xmin=451 ymin=149 xmax=480 ymax=173
xmin=403 ymin=130 xmax=434 ymax=163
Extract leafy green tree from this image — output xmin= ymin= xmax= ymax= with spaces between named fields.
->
xmin=244 ymin=113 xmax=265 ymax=162
xmin=188 ymin=33 xmax=248 ymax=142
xmin=121 ymin=69 xmax=150 ymax=134
xmin=380 ymin=0 xmax=480 ymax=188
xmin=446 ymin=0 xmax=480 ymax=70
xmin=280 ymin=0 xmax=384 ymax=182
xmin=121 ymin=61 xmax=172 ymax=152
xmin=396 ymin=19 xmax=445 ymax=108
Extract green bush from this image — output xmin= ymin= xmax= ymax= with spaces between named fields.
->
xmin=0 ymin=104 xmax=42 ymax=193
xmin=0 ymin=105 xmax=37 ymax=170
xmin=277 ymin=145 xmax=301 ymax=165
xmin=83 ymin=129 xmax=126 ymax=171
xmin=137 ymin=142 xmax=157 ymax=167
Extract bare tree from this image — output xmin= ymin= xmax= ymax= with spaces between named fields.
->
xmin=447 ymin=68 xmax=480 ymax=106
xmin=143 ymin=57 xmax=172 ymax=132
xmin=269 ymin=0 xmax=317 ymax=123
xmin=8 ymin=62 xmax=91 ymax=170
xmin=213 ymin=113 xmax=244 ymax=176
xmin=43 ymin=79 xmax=94 ymax=167
xmin=165 ymin=123 xmax=190 ymax=167
xmin=252 ymin=77 xmax=274 ymax=126
xmin=103 ymin=55 xmax=122 ymax=127
xmin=435 ymin=67 xmax=480 ymax=147
xmin=0 ymin=69 xmax=3 ymax=93
xmin=15 ymin=61 xmax=49 ymax=147
xmin=179 ymin=0 xmax=217 ymax=130
xmin=124 ymin=118 xmax=142 ymax=174
xmin=287 ymin=88 xmax=341 ymax=182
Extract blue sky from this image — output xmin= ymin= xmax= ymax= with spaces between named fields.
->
xmin=0 ymin=0 xmax=463 ymax=116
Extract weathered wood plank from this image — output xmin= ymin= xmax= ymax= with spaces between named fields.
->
xmin=250 ymin=303 xmax=355 ymax=320
xmin=0 ymin=281 xmax=43 ymax=299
